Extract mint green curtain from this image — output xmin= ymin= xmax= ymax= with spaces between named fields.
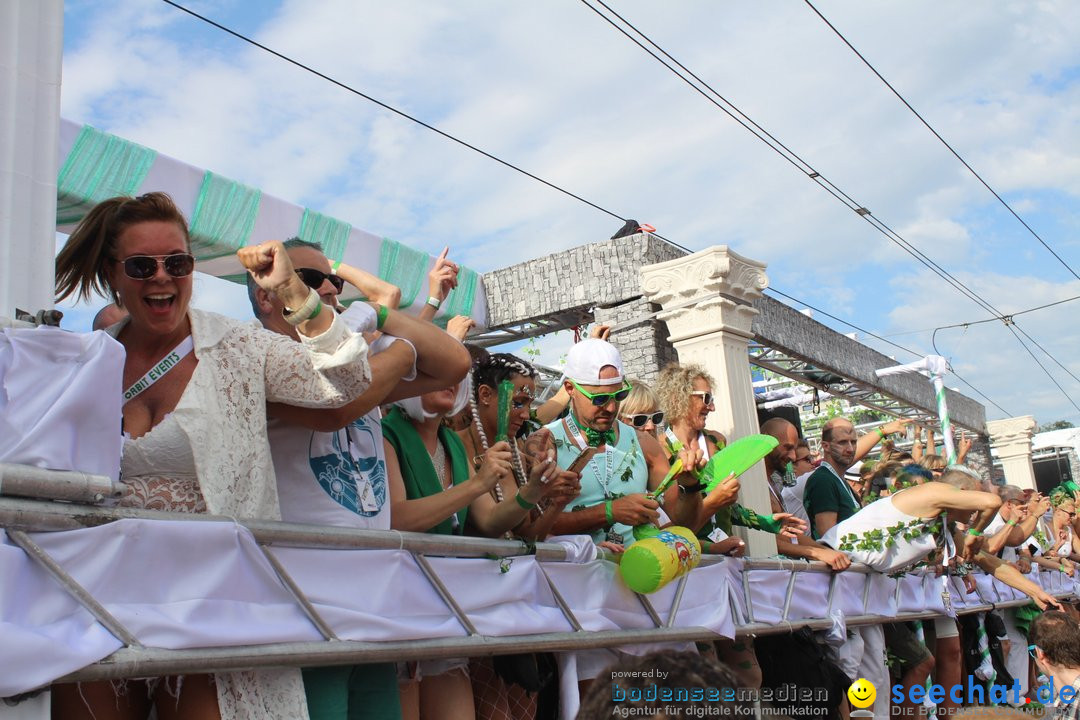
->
xmin=441 ymin=265 xmax=478 ymax=319
xmin=56 ymin=125 xmax=156 ymax=225
xmin=298 ymin=209 xmax=351 ymax=263
xmin=377 ymin=237 xmax=430 ymax=309
xmin=188 ymin=171 xmax=262 ymax=260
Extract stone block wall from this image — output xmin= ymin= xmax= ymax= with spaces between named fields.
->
xmin=593 ymin=297 xmax=678 ymax=383
xmin=482 ymin=233 xmax=686 ymax=329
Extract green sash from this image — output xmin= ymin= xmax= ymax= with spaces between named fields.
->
xmin=382 ymin=407 xmax=470 ymax=535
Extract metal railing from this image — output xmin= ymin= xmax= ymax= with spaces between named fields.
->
xmin=1 ymin=492 xmax=1075 ymax=687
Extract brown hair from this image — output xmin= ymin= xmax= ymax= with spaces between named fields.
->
xmin=55 ymin=192 xmax=191 ymax=304
xmin=1029 ymin=610 xmax=1080 ymax=668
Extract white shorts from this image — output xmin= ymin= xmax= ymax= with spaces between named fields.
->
xmin=933 ymin=616 xmax=959 ymax=639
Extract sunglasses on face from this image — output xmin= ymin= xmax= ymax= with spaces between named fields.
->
xmin=118 ymin=253 xmax=195 ymax=280
xmin=295 ymin=267 xmax=345 ymax=293
xmin=571 ymin=380 xmax=632 ymax=407
xmin=623 ymin=411 xmax=665 ymax=428
xmin=690 ymin=390 xmax=714 ymax=406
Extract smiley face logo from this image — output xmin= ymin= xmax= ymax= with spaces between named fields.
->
xmin=847 ymin=678 xmax=876 ymax=709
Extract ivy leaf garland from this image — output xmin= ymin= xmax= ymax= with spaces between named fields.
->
xmin=838 ymin=518 xmax=942 ymax=553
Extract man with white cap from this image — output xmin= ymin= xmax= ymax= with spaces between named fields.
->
xmin=547 ymin=339 xmax=703 ymax=545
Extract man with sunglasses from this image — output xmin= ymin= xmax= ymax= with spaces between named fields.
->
xmin=249 ymin=238 xmax=471 ymax=720
xmin=546 ymin=339 xmax=703 ymax=547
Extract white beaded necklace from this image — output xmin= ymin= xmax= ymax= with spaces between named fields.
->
xmin=470 ymin=400 xmax=539 ymax=513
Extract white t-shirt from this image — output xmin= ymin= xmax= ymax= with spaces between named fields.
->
xmin=782 ymin=471 xmax=812 ymax=526
xmin=269 ymin=408 xmax=391 ymax=529
xmin=267 ymin=333 xmax=405 ymax=530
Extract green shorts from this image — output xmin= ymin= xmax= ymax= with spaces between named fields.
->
xmin=883 ymin=622 xmax=932 ymax=669
xmin=302 ymin=663 xmax=402 ymax=720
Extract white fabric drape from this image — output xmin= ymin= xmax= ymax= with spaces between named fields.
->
xmin=0 ymin=519 xmax=1074 ymax=698
xmin=0 ymin=327 xmax=123 ymax=481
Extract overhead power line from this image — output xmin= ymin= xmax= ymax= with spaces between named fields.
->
xmin=802 ymin=0 xmax=1080 ymax=282
xmin=767 ymin=288 xmax=1010 ymax=416
xmin=160 ymin=0 xmax=627 ymax=226
xmin=886 ymin=293 xmax=1080 ymax=337
xmin=162 ymin=0 xmax=1016 ymax=417
xmin=576 ymin=0 xmax=1079 ymax=413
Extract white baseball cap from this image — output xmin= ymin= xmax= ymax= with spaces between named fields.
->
xmin=563 ymin=339 xmax=624 ymax=386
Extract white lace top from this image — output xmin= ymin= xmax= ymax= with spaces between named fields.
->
xmin=121 ymin=414 xmax=205 ymax=513
xmin=109 ymin=308 xmax=370 ymax=720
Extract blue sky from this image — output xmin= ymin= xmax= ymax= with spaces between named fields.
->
xmin=57 ymin=0 xmax=1080 ymax=425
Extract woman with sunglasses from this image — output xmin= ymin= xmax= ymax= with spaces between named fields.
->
xmin=1050 ymin=488 xmax=1080 ymax=566
xmin=618 ymin=380 xmax=664 ymax=437
xmin=53 ymin=193 xmax=374 ymax=720
xmin=653 ymin=364 xmax=744 ymax=539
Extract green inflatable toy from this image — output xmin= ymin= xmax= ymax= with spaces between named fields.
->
xmin=619 ymin=526 xmax=702 ymax=594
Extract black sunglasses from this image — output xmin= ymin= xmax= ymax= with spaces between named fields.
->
xmin=118 ymin=253 xmax=195 ymax=280
xmin=624 ymin=412 xmax=664 ymax=428
xmin=295 ymin=267 xmax=344 ymax=293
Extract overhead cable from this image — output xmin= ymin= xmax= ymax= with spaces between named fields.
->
xmin=803 ymin=0 xmax=1080 ymax=282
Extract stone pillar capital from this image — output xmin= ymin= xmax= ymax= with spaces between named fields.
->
xmin=986 ymin=416 xmax=1037 ymax=456
xmin=986 ymin=415 xmax=1037 ymax=490
xmin=639 ymin=245 xmax=768 ymax=343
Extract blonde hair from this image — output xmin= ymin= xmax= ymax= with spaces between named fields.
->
xmin=939 ymin=466 xmax=981 ymax=491
xmin=655 ymin=363 xmax=717 ymax=425
xmin=620 ymin=379 xmax=659 ymax=417
xmin=921 ymin=454 xmax=947 ymax=473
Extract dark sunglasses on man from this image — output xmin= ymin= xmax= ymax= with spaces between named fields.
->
xmin=118 ymin=253 xmax=196 ymax=280
xmin=295 ymin=267 xmax=345 ymax=293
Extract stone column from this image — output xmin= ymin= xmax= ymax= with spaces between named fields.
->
xmin=640 ymin=246 xmax=776 ymax=556
xmin=986 ymin=416 xmax=1038 ymax=490
xmin=0 ymin=0 xmax=63 ymax=319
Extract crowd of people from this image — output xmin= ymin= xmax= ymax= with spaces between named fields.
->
xmin=44 ymin=191 xmax=1080 ymax=719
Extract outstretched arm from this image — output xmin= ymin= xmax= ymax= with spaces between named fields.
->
xmin=973 ymin=552 xmax=1063 ymax=610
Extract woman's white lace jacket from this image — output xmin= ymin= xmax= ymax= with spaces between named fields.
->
xmin=170 ymin=308 xmax=370 ymax=519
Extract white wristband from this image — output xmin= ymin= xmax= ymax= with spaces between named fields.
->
xmin=282 ymin=287 xmax=321 ymax=327
xmin=426 ymin=296 xmax=441 ymax=309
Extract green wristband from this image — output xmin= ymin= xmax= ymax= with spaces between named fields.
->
xmin=875 ymin=427 xmax=887 ymax=440
xmin=514 ymin=491 xmax=536 ymax=510
xmin=376 ymin=303 xmax=389 ymax=330
xmin=967 ymin=528 xmax=982 ymax=537
xmin=331 ymin=260 xmax=342 ymax=272
xmin=1006 ymin=520 xmax=1017 ymax=527
xmin=306 ymin=300 xmax=322 ymax=321
xmin=604 ymin=500 xmax=615 ymax=527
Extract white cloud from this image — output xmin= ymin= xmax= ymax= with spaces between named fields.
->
xmin=56 ymin=0 xmax=1080 ymax=423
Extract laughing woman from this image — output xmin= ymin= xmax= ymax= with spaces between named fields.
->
xmin=52 ymin=193 xmax=373 ymax=720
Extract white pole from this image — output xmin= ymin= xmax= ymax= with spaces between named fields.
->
xmin=0 ymin=0 xmax=63 ymax=320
